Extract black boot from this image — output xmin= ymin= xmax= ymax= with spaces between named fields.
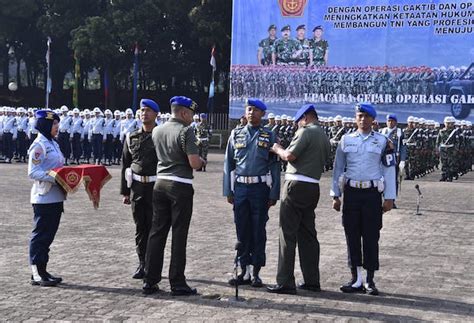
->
xmin=364 ymin=270 xmax=379 ymax=295
xmin=228 ymin=265 xmax=251 ymax=286
xmin=340 ymin=267 xmax=364 ymax=293
xmin=30 ymin=264 xmax=59 ymax=287
xmin=44 ymin=264 xmax=62 ymax=283
xmin=132 ymin=262 xmax=145 ymax=279
xmin=251 ymin=265 xmax=263 ymax=287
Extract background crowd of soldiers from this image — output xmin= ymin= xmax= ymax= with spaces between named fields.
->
xmin=238 ymin=112 xmax=473 ymax=182
xmin=0 ymin=106 xmax=212 ymax=167
xmin=230 ymin=65 xmax=474 ymax=103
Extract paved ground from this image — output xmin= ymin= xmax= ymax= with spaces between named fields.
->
xmin=0 ymin=152 xmax=473 ymax=321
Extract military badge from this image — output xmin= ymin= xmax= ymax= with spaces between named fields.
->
xmin=278 ymin=0 xmax=307 ymax=17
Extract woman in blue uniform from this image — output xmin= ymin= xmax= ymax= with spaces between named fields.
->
xmin=27 ymin=110 xmax=66 ymax=286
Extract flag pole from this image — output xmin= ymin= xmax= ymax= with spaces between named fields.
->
xmin=207 ymin=45 xmax=216 ymax=114
xmin=45 ymin=37 xmax=52 ymax=109
xmin=132 ymin=42 xmax=139 ymax=112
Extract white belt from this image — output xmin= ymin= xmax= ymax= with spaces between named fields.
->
xmin=285 ymin=173 xmax=319 ymax=184
xmin=236 ymin=175 xmax=267 ymax=184
xmin=156 ymin=175 xmax=193 ymax=185
xmin=198 ymin=138 xmax=209 ymax=141
xmin=347 ymin=179 xmax=377 ymax=189
xmin=440 ymin=144 xmax=454 ymax=148
xmin=132 ymin=173 xmax=157 ymax=183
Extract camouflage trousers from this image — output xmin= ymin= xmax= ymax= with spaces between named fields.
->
xmin=439 ymin=148 xmax=457 ymax=178
xmin=199 ymin=141 xmax=209 ymax=161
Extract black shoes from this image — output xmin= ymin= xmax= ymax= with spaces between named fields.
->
xmin=30 ymin=275 xmax=59 ymax=287
xmin=251 ymin=276 xmax=263 ymax=288
xmin=228 ymin=275 xmax=251 ymax=286
xmin=297 ymin=283 xmax=321 ymax=292
xmin=142 ymin=282 xmax=160 ymax=295
xmin=266 ymin=284 xmax=297 ymax=295
xmin=171 ymin=285 xmax=197 ymax=296
xmin=364 ymin=282 xmax=379 ymax=295
xmin=132 ymin=265 xmax=145 ymax=279
xmin=30 ymin=264 xmax=61 ymax=287
xmin=340 ymin=280 xmax=365 ymax=293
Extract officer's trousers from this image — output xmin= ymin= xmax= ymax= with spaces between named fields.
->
xmin=342 ymin=186 xmax=382 ymax=271
xmin=145 ymin=179 xmax=193 ymax=287
xmin=3 ymin=132 xmax=13 ymax=159
xmin=16 ymin=130 xmax=28 ymax=159
xmin=71 ymin=133 xmax=82 ymax=161
xmin=277 ymin=180 xmax=320 ymax=288
xmin=82 ymin=137 xmax=92 ymax=160
xmin=113 ymin=136 xmax=122 ymax=162
xmin=58 ymin=132 xmax=71 ymax=159
xmin=29 ymin=202 xmax=63 ymax=265
xmin=130 ymin=181 xmax=154 ymax=263
xmin=104 ymin=134 xmax=114 ymax=162
xmin=233 ymin=182 xmax=269 ymax=268
xmin=92 ymin=134 xmax=103 ymax=162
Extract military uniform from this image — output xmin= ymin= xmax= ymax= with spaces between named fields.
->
xmin=2 ymin=109 xmax=17 ymax=163
xmin=223 ymin=99 xmax=280 ymax=287
xmin=144 ymin=96 xmax=201 ymax=296
xmin=121 ymin=121 xmax=158 ymax=278
xmin=311 ymin=39 xmax=328 ymax=66
xmin=195 ymin=115 xmax=212 ymax=171
xmin=89 ymin=109 xmax=105 ymax=164
xmin=16 ymin=109 xmax=29 ymax=162
xmin=437 ymin=118 xmax=459 ymax=181
xmin=331 ymin=104 xmax=396 ymax=295
xmin=274 ymin=38 xmax=302 ymax=65
xmin=258 ymin=37 xmax=276 ymax=65
xmin=58 ymin=111 xmax=72 ymax=164
xmin=70 ymin=113 xmax=84 ymax=164
xmin=268 ymin=104 xmax=330 ymax=294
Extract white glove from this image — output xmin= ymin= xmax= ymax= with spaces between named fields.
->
xmin=399 ymin=161 xmax=405 ymax=173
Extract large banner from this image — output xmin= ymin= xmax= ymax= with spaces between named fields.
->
xmin=230 ymin=0 xmax=474 ymax=122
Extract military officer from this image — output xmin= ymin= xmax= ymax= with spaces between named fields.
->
xmin=272 ymin=25 xmax=302 ymax=65
xmin=2 ymin=107 xmax=17 ymax=163
xmin=103 ymin=109 xmax=115 ymax=166
xmin=112 ymin=110 xmax=123 ymax=165
xmin=16 ymin=107 xmax=29 ymax=162
xmin=380 ymin=114 xmax=406 ymax=199
xmin=437 ymin=116 xmax=458 ymax=181
xmin=82 ymin=109 xmax=93 ymax=164
xmin=121 ymin=99 xmax=159 ymax=279
xmin=143 ymin=96 xmax=205 ymax=296
xmin=310 ymin=26 xmax=329 ymax=66
xmin=258 ymin=24 xmax=277 ymax=66
xmin=264 ymin=113 xmax=276 ymax=130
xmin=70 ymin=108 xmax=84 ymax=165
xmin=267 ymin=104 xmax=330 ymax=295
xmin=58 ymin=106 xmax=72 ymax=164
xmin=294 ymin=25 xmax=313 ymax=66
xmin=195 ymin=113 xmax=212 ymax=171
xmin=89 ymin=107 xmax=105 ymax=165
xmin=27 ymin=109 xmax=66 ymax=286
xmin=223 ymin=98 xmax=281 ymax=288
xmin=331 ymin=103 xmax=396 ymax=296
xmin=28 ymin=109 xmax=39 ymax=144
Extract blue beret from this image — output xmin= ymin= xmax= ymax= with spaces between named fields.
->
xmin=170 ymin=96 xmax=197 ymax=111
xmin=294 ymin=104 xmax=316 ymax=122
xmin=313 ymin=25 xmax=323 ymax=32
xmin=268 ymin=24 xmax=276 ymax=31
xmin=281 ymin=25 xmax=291 ymax=32
xmin=199 ymin=113 xmax=207 ymax=119
xmin=355 ymin=103 xmax=377 ymax=119
xmin=35 ymin=109 xmax=59 ymax=121
xmin=140 ymin=99 xmax=160 ymax=113
xmin=296 ymin=24 xmax=306 ymax=31
xmin=246 ymin=98 xmax=267 ymax=111
xmin=386 ymin=114 xmax=397 ymax=122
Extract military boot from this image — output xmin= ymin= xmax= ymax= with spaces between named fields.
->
xmin=340 ymin=267 xmax=364 ymax=293
xmin=30 ymin=264 xmax=59 ymax=287
xmin=364 ymin=270 xmax=379 ymax=295
xmin=251 ymin=265 xmax=263 ymax=287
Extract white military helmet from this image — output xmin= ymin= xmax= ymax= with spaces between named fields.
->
xmin=79 ymin=111 xmax=85 ymax=117
xmin=72 ymin=108 xmax=80 ymax=113
xmin=120 ymin=112 xmax=126 ymax=118
xmin=60 ymin=105 xmax=69 ymax=112
xmin=93 ymin=107 xmax=102 ymax=113
xmin=418 ymin=118 xmax=426 ymax=124
xmin=17 ymin=107 xmax=26 ymax=113
xmin=328 ymin=117 xmax=334 ymax=122
xmin=286 ymin=115 xmax=292 ymax=121
xmin=165 ymin=113 xmax=171 ymax=118
xmin=407 ymin=116 xmax=414 ymax=122
xmin=67 ymin=111 xmax=74 ymax=116
xmin=104 ymin=109 xmax=112 ymax=115
xmin=334 ymin=115 xmax=342 ymax=121
xmin=413 ymin=117 xmax=419 ymax=123
xmin=268 ymin=113 xmax=275 ymax=119
xmin=443 ymin=116 xmax=455 ymax=123
xmin=114 ymin=110 xmax=121 ymax=116
xmin=125 ymin=108 xmax=133 ymax=115
xmin=460 ymin=120 xmax=467 ymax=126
xmin=281 ymin=114 xmax=287 ymax=120
xmin=466 ymin=121 xmax=472 ymax=127
xmin=455 ymin=120 xmax=461 ymax=126
xmin=435 ymin=122 xmax=440 ymax=128
xmin=193 ymin=114 xmax=200 ymax=120
xmin=275 ymin=115 xmax=281 ymax=121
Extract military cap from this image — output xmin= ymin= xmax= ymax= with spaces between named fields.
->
xmin=72 ymin=108 xmax=80 ymax=113
xmin=444 ymin=116 xmax=455 ymax=123
xmin=140 ymin=98 xmax=160 ymax=113
xmin=193 ymin=114 xmax=200 ymax=120
xmin=104 ymin=109 xmax=112 ymax=115
xmin=460 ymin=120 xmax=467 ymax=126
xmin=268 ymin=24 xmax=277 ymax=31
xmin=268 ymin=113 xmax=275 ymax=119
xmin=60 ymin=105 xmax=69 ymax=112
xmin=281 ymin=25 xmax=291 ymax=32
xmin=114 ymin=110 xmax=121 ymax=116
xmin=170 ymin=96 xmax=197 ymax=111
xmin=296 ymin=24 xmax=306 ymax=31
xmin=17 ymin=107 xmax=26 ymax=113
xmin=67 ymin=111 xmax=74 ymax=116
xmin=84 ymin=109 xmax=91 ymax=115
xmin=334 ymin=115 xmax=343 ymax=121
xmin=355 ymin=103 xmax=376 ymax=119
xmin=407 ymin=116 xmax=414 ymax=122
xmin=275 ymin=115 xmax=281 ymax=121
xmin=435 ymin=122 xmax=441 ymax=127
xmin=413 ymin=117 xmax=420 ymax=123
xmin=328 ymin=117 xmax=334 ymax=122
xmin=125 ymin=108 xmax=133 ymax=115
xmin=313 ymin=25 xmax=323 ymax=32
xmin=245 ymin=98 xmax=267 ymax=111
xmin=281 ymin=114 xmax=288 ymax=119
xmin=79 ymin=112 xmax=85 ymax=117
xmin=418 ymin=118 xmax=426 ymax=124
xmin=386 ymin=114 xmax=397 ymax=122
xmin=294 ymin=103 xmax=316 ymax=122
xmin=199 ymin=113 xmax=207 ymax=119
xmin=93 ymin=107 xmax=102 ymax=113
xmin=36 ymin=109 xmax=60 ymax=121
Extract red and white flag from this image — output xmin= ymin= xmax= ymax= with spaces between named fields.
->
xmin=209 ymin=46 xmax=216 ymax=71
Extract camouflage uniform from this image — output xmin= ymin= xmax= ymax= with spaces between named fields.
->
xmin=258 ymin=37 xmax=276 ymax=66
xmin=437 ymin=126 xmax=459 ymax=181
xmin=310 ymin=39 xmax=328 ymax=66
xmin=195 ymin=122 xmax=212 ymax=171
xmin=295 ymin=38 xmax=311 ymax=66
xmin=274 ymin=38 xmax=302 ymax=65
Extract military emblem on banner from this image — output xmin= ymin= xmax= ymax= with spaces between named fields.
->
xmin=65 ymin=170 xmax=81 ymax=187
xmin=278 ymin=0 xmax=307 ymax=17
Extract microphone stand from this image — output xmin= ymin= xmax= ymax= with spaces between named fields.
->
xmin=415 ymin=185 xmax=423 ymax=215
xmin=232 ymin=241 xmax=244 ymax=302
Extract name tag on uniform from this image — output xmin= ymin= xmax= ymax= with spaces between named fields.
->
xmin=235 ymin=140 xmax=246 ymax=149
xmin=257 ymin=134 xmax=270 ymax=148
